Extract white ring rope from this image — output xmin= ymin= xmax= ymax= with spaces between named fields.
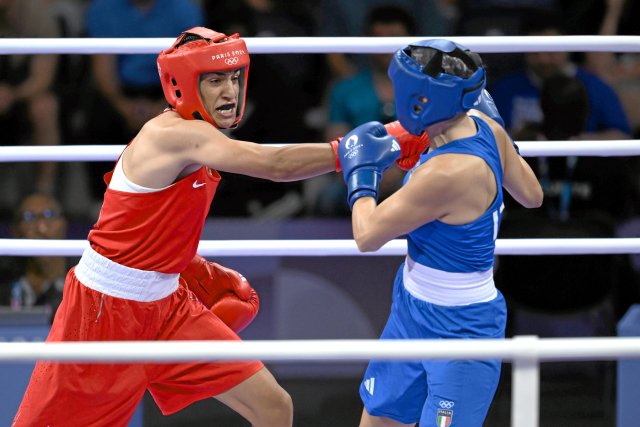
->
xmin=0 ymin=336 xmax=639 ymax=363
xmin=0 ymin=140 xmax=639 ymax=162
xmin=0 ymin=35 xmax=638 ymax=55
xmin=1 ymin=238 xmax=639 ymax=257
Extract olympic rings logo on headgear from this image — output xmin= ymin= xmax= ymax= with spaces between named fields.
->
xmin=225 ymin=57 xmax=240 ymax=66
xmin=439 ymin=400 xmax=455 ymax=409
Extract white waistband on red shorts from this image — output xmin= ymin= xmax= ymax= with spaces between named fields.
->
xmin=74 ymin=246 xmax=179 ymax=302
xmin=402 ymin=255 xmax=497 ymax=306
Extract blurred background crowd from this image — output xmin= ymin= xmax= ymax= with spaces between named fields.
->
xmin=0 ymin=0 xmax=634 ymax=210
xmin=1 ymin=0 xmax=639 ymax=327
xmin=0 ymin=0 xmax=639 ymax=342
xmin=0 ymin=0 xmax=638 ymax=222
xmin=1 ymin=1 xmax=640 ymax=425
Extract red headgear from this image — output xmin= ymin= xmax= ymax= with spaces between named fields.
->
xmin=157 ymin=27 xmax=250 ymax=128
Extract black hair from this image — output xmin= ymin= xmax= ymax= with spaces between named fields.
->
xmin=541 ymin=74 xmax=589 ymax=140
xmin=175 ymin=31 xmax=230 ymax=49
xmin=410 ymin=46 xmax=483 ymax=79
xmin=521 ymin=9 xmax=565 ymax=35
xmin=441 ymin=55 xmax=474 ymax=78
xmin=175 ymin=32 xmax=208 ymax=48
xmin=366 ymin=5 xmax=416 ymax=36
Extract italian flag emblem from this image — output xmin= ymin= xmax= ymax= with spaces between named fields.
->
xmin=436 ymin=408 xmax=453 ymax=427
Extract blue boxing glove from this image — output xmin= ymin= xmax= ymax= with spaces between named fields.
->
xmin=475 ymin=89 xmax=505 ymax=128
xmin=475 ymin=89 xmax=520 ymax=155
xmin=338 ymin=121 xmax=401 ymax=209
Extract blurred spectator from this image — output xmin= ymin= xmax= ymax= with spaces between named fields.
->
xmin=203 ymin=0 xmax=322 ymax=218
xmin=491 ymin=6 xmax=637 ymax=334
xmin=0 ymin=193 xmax=69 ymax=323
xmin=538 ymin=74 xmax=590 ymax=141
xmin=204 ymin=0 xmax=320 ymax=144
xmin=51 ymin=0 xmax=92 ymax=141
xmin=306 ymin=5 xmax=415 ymax=216
xmin=453 ymin=0 xmax=560 ymax=41
xmin=530 ymin=74 xmax=635 ymax=221
xmin=490 ymin=10 xmax=631 ymax=142
xmin=44 ymin=0 xmax=96 ymax=220
xmin=318 ymin=0 xmax=453 ymax=80
xmin=0 ymin=0 xmax=62 ymax=200
xmin=325 ymin=6 xmax=415 ymax=140
xmin=585 ymin=0 xmax=640 ymax=138
xmin=452 ymin=0 xmax=604 ymax=37
xmin=452 ymin=1 xmax=562 ymax=82
xmin=494 ymin=74 xmax=625 ymax=343
xmin=83 ymin=0 xmax=203 ymax=204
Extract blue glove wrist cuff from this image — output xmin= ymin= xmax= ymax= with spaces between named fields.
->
xmin=347 ymin=168 xmax=381 ymax=209
xmin=476 ymin=89 xmax=505 ymax=128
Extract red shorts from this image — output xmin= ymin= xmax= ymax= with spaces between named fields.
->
xmin=12 ymin=268 xmax=264 ymax=427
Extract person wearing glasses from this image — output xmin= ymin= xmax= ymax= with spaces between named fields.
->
xmin=0 ymin=193 xmax=68 ymax=321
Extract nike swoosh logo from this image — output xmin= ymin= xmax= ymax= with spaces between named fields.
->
xmin=192 ymin=180 xmax=206 ymax=188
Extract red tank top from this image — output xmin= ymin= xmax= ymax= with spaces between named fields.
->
xmin=88 ymin=166 xmax=220 ymax=273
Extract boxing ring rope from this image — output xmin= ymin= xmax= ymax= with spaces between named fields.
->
xmin=3 ymin=336 xmax=640 ymax=363
xmin=1 ymin=140 xmax=640 ymax=161
xmin=0 ymin=35 xmax=639 ymax=54
xmin=1 ymin=238 xmax=640 ymax=257
xmin=0 ymin=337 xmax=639 ymax=427
xmin=1 ymin=36 xmax=639 ymax=427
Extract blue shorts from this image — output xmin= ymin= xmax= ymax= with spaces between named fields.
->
xmin=360 ymin=265 xmax=507 ymax=426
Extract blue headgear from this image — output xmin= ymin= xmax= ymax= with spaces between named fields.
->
xmin=388 ymin=39 xmax=486 ymax=135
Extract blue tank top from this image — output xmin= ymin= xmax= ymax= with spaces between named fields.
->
xmin=405 ymin=115 xmax=504 ymax=273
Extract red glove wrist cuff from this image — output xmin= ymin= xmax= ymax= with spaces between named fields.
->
xmin=329 ymin=139 xmax=342 ymax=172
xmin=384 ymin=121 xmax=407 ymax=139
xmin=384 ymin=121 xmax=430 ymax=171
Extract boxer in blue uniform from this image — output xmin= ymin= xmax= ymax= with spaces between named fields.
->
xmin=337 ymin=40 xmax=544 ymax=427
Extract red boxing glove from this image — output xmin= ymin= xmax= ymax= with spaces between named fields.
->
xmin=331 ymin=121 xmax=430 ymax=173
xmin=180 ymin=255 xmax=259 ymax=333
xmin=384 ymin=121 xmax=430 ymax=171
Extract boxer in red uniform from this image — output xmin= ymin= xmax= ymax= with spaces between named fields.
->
xmin=12 ymin=27 xmax=429 ymax=427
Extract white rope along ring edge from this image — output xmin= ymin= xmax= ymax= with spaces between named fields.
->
xmin=1 ymin=337 xmax=640 ymax=363
xmin=1 ymin=140 xmax=640 ymax=162
xmin=1 ymin=238 xmax=639 ymax=257
xmin=0 ymin=35 xmax=639 ymax=55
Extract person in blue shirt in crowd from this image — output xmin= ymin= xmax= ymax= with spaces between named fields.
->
xmin=325 ymin=6 xmax=415 ymax=140
xmin=310 ymin=5 xmax=415 ymax=216
xmin=490 ymin=10 xmax=631 ymax=142
xmin=85 ymin=0 xmax=203 ymax=134
xmin=336 ymin=40 xmax=543 ymax=427
xmin=83 ymin=0 xmax=203 ymax=205
xmin=318 ymin=0 xmax=451 ymax=79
